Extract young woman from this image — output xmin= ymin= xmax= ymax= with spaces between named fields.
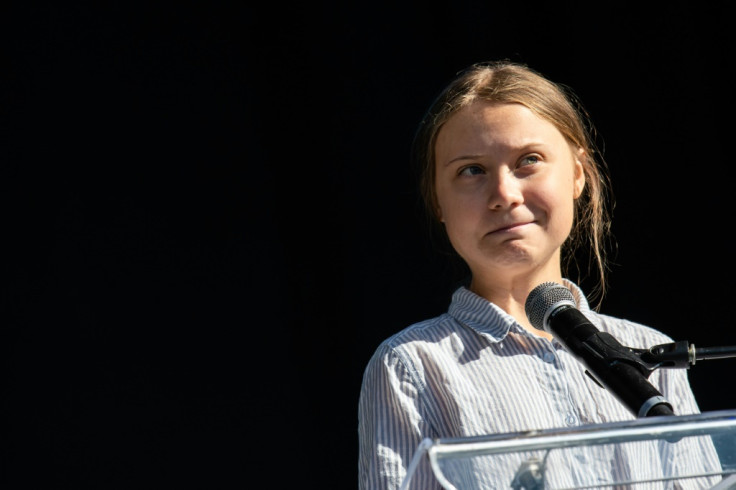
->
xmin=358 ymin=61 xmax=722 ymax=489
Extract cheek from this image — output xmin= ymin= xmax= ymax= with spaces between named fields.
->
xmin=435 ymin=182 xmax=462 ymax=223
xmin=437 ymin=189 xmax=485 ymax=225
xmin=442 ymin=214 xmax=477 ymax=261
xmin=529 ymin=183 xmax=576 ymax=225
xmin=537 ymin=169 xmax=578 ymax=203
xmin=436 ymin=196 xmax=483 ymax=246
xmin=551 ymin=192 xmax=577 ymax=232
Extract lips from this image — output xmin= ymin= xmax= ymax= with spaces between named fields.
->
xmin=489 ymin=221 xmax=534 ymax=234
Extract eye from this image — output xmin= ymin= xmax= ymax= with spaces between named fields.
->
xmin=519 ymin=154 xmax=540 ymax=167
xmin=458 ymin=164 xmax=485 ymax=177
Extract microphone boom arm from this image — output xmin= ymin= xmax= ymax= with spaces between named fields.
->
xmin=639 ymin=341 xmax=736 ymax=369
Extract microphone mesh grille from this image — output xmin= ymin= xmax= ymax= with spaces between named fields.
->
xmin=525 ymin=282 xmax=576 ymax=330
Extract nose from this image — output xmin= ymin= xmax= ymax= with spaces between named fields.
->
xmin=488 ymin=171 xmax=523 ymax=210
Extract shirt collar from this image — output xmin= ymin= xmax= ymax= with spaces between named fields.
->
xmin=447 ymin=279 xmax=592 ymax=342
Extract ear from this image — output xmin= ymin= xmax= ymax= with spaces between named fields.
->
xmin=573 ymin=148 xmax=586 ymax=199
xmin=436 ymin=207 xmax=444 ymax=223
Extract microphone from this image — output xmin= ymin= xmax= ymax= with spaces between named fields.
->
xmin=525 ymin=282 xmax=674 ymax=418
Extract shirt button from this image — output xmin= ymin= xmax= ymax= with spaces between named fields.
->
xmin=565 ymin=413 xmax=577 ymax=426
xmin=543 ymin=352 xmax=555 ymax=363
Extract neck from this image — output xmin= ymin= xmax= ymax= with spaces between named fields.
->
xmin=469 ymin=275 xmax=562 ymax=341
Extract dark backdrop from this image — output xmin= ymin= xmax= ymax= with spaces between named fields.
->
xmin=3 ymin=3 xmax=735 ymax=487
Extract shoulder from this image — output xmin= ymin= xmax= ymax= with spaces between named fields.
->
xmin=379 ymin=313 xmax=459 ymax=349
xmin=362 ymin=313 xmax=466 ymax=381
xmin=590 ymin=311 xmax=674 ymax=347
xmin=564 ymin=280 xmax=675 ymax=347
xmin=366 ymin=313 xmax=460 ymax=368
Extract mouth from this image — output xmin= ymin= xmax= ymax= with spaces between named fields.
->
xmin=489 ymin=221 xmax=534 ymax=234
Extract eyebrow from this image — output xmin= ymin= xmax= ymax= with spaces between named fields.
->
xmin=443 ymin=142 xmax=549 ymax=167
xmin=444 ymin=154 xmax=484 ymax=167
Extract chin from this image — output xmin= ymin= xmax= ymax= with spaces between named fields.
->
xmin=469 ymin=248 xmax=535 ymax=275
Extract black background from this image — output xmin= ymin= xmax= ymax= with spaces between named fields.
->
xmin=3 ymin=3 xmax=735 ymax=487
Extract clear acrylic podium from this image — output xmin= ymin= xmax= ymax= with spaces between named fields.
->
xmin=400 ymin=409 xmax=736 ymax=489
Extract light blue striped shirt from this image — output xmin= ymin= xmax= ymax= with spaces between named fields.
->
xmin=358 ymin=281 xmax=722 ymax=489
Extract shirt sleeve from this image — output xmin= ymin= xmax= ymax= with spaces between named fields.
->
xmin=657 ymin=367 xmax=724 ymax=488
xmin=358 ymin=343 xmax=442 ymax=490
xmin=596 ymin=315 xmax=725 ymax=485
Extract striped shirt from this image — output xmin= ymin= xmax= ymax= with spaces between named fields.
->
xmin=358 ymin=281 xmax=722 ymax=489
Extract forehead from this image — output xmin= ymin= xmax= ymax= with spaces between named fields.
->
xmin=436 ymin=101 xmax=569 ymax=157
xmin=447 ymin=101 xmax=559 ymax=136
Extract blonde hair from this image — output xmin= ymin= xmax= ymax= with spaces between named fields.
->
xmin=412 ymin=61 xmax=614 ymax=306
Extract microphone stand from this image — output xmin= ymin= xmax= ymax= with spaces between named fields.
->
xmin=636 ymin=340 xmax=736 ymax=369
xmin=565 ymin=337 xmax=736 ymax=418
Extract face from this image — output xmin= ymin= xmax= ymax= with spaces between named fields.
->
xmin=434 ymin=101 xmax=585 ymax=285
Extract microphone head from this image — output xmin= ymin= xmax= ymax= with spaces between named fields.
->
xmin=525 ymin=282 xmax=576 ymax=332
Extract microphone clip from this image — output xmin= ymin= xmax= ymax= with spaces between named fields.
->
xmin=637 ymin=340 xmax=694 ymax=369
xmin=579 ymin=331 xmax=659 ymax=381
